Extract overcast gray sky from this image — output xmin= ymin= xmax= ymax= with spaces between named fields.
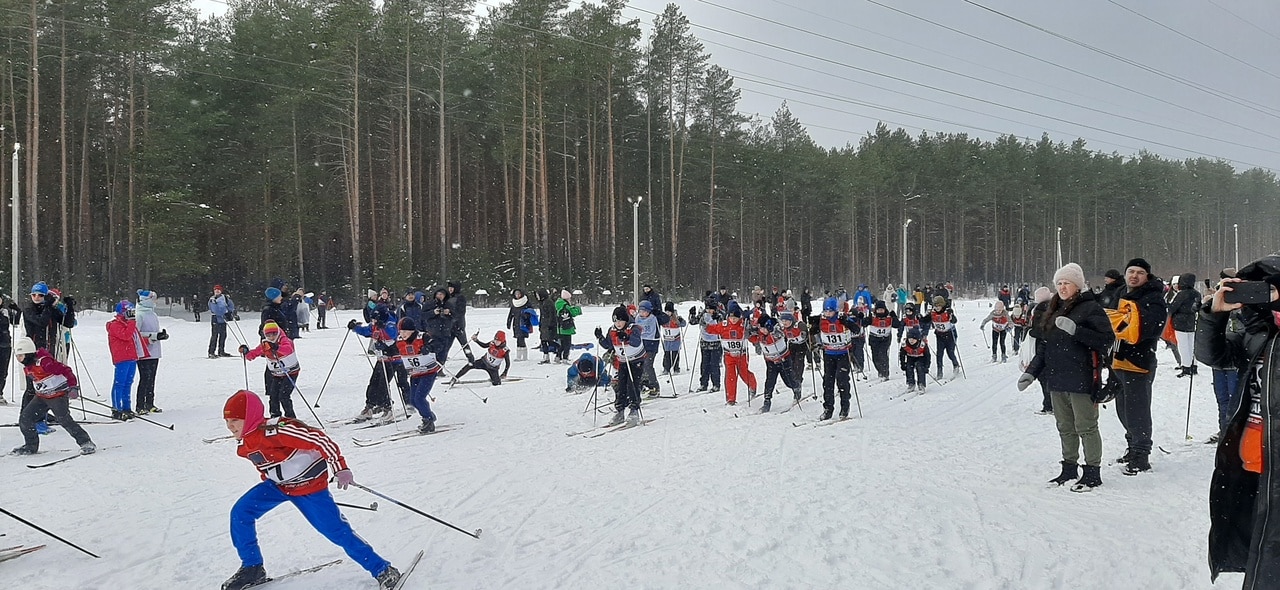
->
xmin=193 ymin=0 xmax=1280 ymax=171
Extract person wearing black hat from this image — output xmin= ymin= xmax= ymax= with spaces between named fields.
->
xmin=659 ymin=301 xmax=687 ymax=376
xmin=1204 ymin=254 xmax=1280 ymax=585
xmin=1168 ymin=273 xmax=1201 ymax=378
xmin=595 ymin=306 xmax=646 ymax=425
xmin=1110 ymin=257 xmax=1168 ymax=475
xmin=536 ymin=289 xmax=559 ymax=364
xmin=1097 ymin=269 xmax=1124 ymax=309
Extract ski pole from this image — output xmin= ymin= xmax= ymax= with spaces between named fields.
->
xmin=1184 ymin=371 xmax=1195 ymax=440
xmin=314 ymin=328 xmax=353 ymax=408
xmin=439 ymin=366 xmax=488 ymax=404
xmin=81 ymin=396 xmax=174 ymax=430
xmin=336 ymin=501 xmax=378 ymax=512
xmin=350 ymin=483 xmax=482 ymax=539
xmin=0 ymin=506 xmax=100 ymax=558
xmin=281 ymin=372 xmax=327 ymax=430
xmin=687 ymin=343 xmax=700 ymax=392
xmin=69 ymin=339 xmax=103 ymax=399
xmin=241 ymin=354 xmax=250 ymax=390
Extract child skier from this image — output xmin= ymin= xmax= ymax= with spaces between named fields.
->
xmin=595 ymin=306 xmax=645 ymax=425
xmin=394 ymin=317 xmax=441 ymax=433
xmin=899 ymin=327 xmax=931 ymax=393
xmin=748 ymin=312 xmax=802 ymax=412
xmin=865 ymin=300 xmax=900 ymax=381
xmin=106 ymin=300 xmax=146 ymax=420
xmin=449 ymin=331 xmax=511 ymax=386
xmin=782 ymin=309 xmax=810 ymax=388
xmin=239 ymin=321 xmax=300 ymax=419
xmin=706 ymin=302 xmax=757 ymax=406
xmin=695 ymin=304 xmax=723 ymax=393
xmin=898 ymin=302 xmax=928 ymax=343
xmin=219 ymin=390 xmax=401 ymax=590
xmin=566 ymin=352 xmax=611 ymax=392
xmin=660 ymin=301 xmax=687 ymax=376
xmin=813 ymin=297 xmax=861 ymax=420
xmin=848 ymin=302 xmax=869 ymax=379
xmin=929 ymin=296 xmax=961 ymax=378
xmin=347 ymin=311 xmax=401 ymax=421
xmin=980 ymin=301 xmax=1011 ymax=363
xmin=1010 ymin=304 xmax=1029 ymax=354
xmin=634 ymin=300 xmax=663 ymax=396
xmin=10 ymin=337 xmax=94 ymax=455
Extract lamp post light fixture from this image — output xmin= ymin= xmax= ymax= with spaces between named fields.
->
xmin=630 ymin=196 xmax=643 ymax=305
xmin=1055 ymin=227 xmax=1063 ymax=270
xmin=902 ymin=218 xmax=912 ymax=291
xmin=1234 ymin=223 xmax=1240 ymax=270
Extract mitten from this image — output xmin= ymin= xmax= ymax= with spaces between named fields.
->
xmin=347 ymin=319 xmax=358 ymax=330
xmin=1054 ymin=316 xmax=1077 ymax=336
xmin=1016 ymin=372 xmax=1035 ymax=391
xmin=594 ymin=327 xmax=604 ymax=340
xmin=156 ymin=329 xmax=169 ymax=341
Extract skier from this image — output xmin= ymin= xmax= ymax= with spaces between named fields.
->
xmin=218 ymin=390 xmax=401 ymax=590
xmin=134 ymin=290 xmax=169 ymax=415
xmin=347 ymin=311 xmax=402 ymax=420
xmin=813 ymin=297 xmax=860 ymax=420
xmin=847 ymin=302 xmax=869 ymax=379
xmin=536 ymin=289 xmax=559 ymax=364
xmin=505 ymin=289 xmax=536 ymax=362
xmin=449 ymin=331 xmax=511 ymax=386
xmin=10 ymin=337 xmax=94 ymax=455
xmin=659 ymin=301 xmax=687 ymax=376
xmin=1109 ymin=258 xmax=1167 ymax=475
xmin=239 ymin=321 xmax=300 ymax=419
xmin=566 ymin=352 xmax=611 ymax=392
xmin=705 ymin=302 xmax=757 ymax=406
xmin=980 ymin=301 xmax=1012 ymax=363
xmin=1010 ymin=304 xmax=1030 ymax=354
xmin=394 ymin=317 xmax=441 ymax=433
xmin=594 ymin=305 xmax=645 ymax=425
xmin=1017 ymin=262 xmax=1113 ymax=492
xmin=1015 ymin=284 xmax=1031 ymax=307
xmin=748 ymin=311 xmax=802 ymax=412
xmin=897 ymin=302 xmax=928 ymax=343
xmin=695 ymin=303 xmax=723 ymax=393
xmin=781 ymin=307 xmax=810 ymax=387
xmin=634 ymin=300 xmax=662 ymax=396
xmin=997 ymin=285 xmax=1012 ymax=308
xmin=852 ymin=284 xmax=873 ymax=309
xmin=899 ymin=327 xmax=930 ymax=393
xmin=22 ymin=281 xmax=73 ymax=422
xmin=554 ymin=289 xmax=582 ymax=363
xmin=259 ymin=287 xmax=299 ymax=340
xmin=1168 ymin=273 xmax=1200 ymax=377
xmin=106 ymin=300 xmax=145 ymax=421
xmin=866 ymin=300 xmax=899 ymax=380
xmin=929 ymin=296 xmax=961 ymax=378
xmin=0 ymin=294 xmax=16 ymax=405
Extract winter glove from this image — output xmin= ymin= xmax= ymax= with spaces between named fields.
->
xmin=224 ymin=312 xmax=234 ymax=322
xmin=66 ymin=386 xmax=80 ymax=400
xmin=62 ymin=295 xmax=75 ymax=309
xmin=268 ymin=341 xmax=280 ymax=352
xmin=1016 ymin=372 xmax=1035 ymax=391
xmin=347 ymin=319 xmax=358 ymax=330
xmin=333 ymin=469 xmax=355 ymax=490
xmin=1054 ymin=316 xmax=1077 ymax=336
xmin=238 ymin=344 xmax=250 ymax=356
xmin=594 ymin=327 xmax=604 ymax=340
xmin=156 ymin=329 xmax=169 ymax=341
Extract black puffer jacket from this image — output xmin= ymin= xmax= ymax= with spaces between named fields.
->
xmin=447 ymin=281 xmax=467 ymax=333
xmin=1207 ymin=254 xmax=1280 ymax=587
xmin=1027 ymin=290 xmax=1113 ymax=395
xmin=1169 ymin=273 xmax=1201 ymax=333
xmin=423 ymin=289 xmax=453 ymax=340
xmin=1097 ymin=281 xmax=1124 ymax=310
xmin=1112 ymin=277 xmax=1168 ymax=373
xmin=536 ymin=289 xmax=558 ymax=341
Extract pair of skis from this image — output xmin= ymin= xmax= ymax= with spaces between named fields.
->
xmin=565 ymin=417 xmax=661 ymax=437
xmin=0 ymin=544 xmax=45 ymax=563
xmin=350 ymin=424 xmax=463 ymax=447
xmin=243 ymin=549 xmax=424 ymax=588
xmin=24 ymin=446 xmax=120 ymax=469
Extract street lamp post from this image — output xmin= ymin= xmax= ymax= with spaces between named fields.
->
xmin=1055 ymin=227 xmax=1062 ymax=270
xmin=1234 ymin=223 xmax=1240 ymax=270
xmin=631 ymin=196 xmax=643 ymax=305
xmin=902 ymin=218 xmax=912 ymax=292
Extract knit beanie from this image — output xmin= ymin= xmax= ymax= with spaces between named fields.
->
xmin=561 ymin=289 xmax=572 ymax=300
xmin=1053 ymin=262 xmax=1088 ymax=291
xmin=265 ymin=287 xmax=282 ymax=301
xmin=1034 ymin=286 xmax=1052 ymax=303
xmin=1125 ymin=258 xmax=1152 ymax=274
xmin=612 ymin=305 xmax=630 ymax=323
xmin=1104 ymin=269 xmax=1122 ymax=281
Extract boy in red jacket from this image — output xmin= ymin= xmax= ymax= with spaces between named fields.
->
xmin=705 ymin=302 xmax=757 ymax=405
xmin=10 ymin=337 xmax=94 ymax=455
xmin=239 ymin=321 xmax=300 ymax=419
xmin=106 ymin=300 xmax=146 ymax=420
xmin=220 ymin=390 xmax=401 ymax=590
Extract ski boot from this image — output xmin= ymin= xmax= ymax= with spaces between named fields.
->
xmin=119 ymin=411 xmax=137 ymax=421
xmin=10 ymin=445 xmax=37 ymax=455
xmin=418 ymin=418 xmax=436 ymax=434
xmin=839 ymin=403 xmax=849 ymax=419
xmin=376 ymin=565 xmax=403 ymax=590
xmin=136 ymin=407 xmax=150 ymax=416
xmin=219 ymin=352 xmax=233 ymax=358
xmin=608 ymin=410 xmax=626 ymax=426
xmin=221 ymin=564 xmax=267 ymax=590
xmin=991 ymin=354 xmax=997 ymax=363
xmin=0 ymin=393 xmax=8 ymax=405
xmin=1001 ymin=354 xmax=1007 ymax=363
xmin=148 ymin=406 xmax=163 ymax=414
xmin=627 ymin=408 xmax=640 ymax=426
xmin=695 ymin=384 xmax=708 ymax=393
xmin=208 ymin=354 xmax=219 ymax=359
xmin=709 ymin=385 xmax=720 ymax=394
xmin=819 ymin=408 xmax=833 ymax=421
xmin=80 ymin=441 xmax=97 ymax=455
xmin=1048 ymin=461 xmax=1078 ymax=486
xmin=792 ymin=388 xmax=802 ymax=402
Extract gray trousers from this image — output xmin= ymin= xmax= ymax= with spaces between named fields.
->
xmin=1051 ymin=391 xmax=1102 ymax=466
xmin=20 ymin=394 xmax=91 ymax=451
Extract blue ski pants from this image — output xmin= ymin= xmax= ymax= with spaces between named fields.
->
xmin=112 ymin=360 xmax=137 ymax=412
xmin=410 ymin=373 xmax=438 ymax=422
xmin=230 ymin=481 xmax=389 ymax=578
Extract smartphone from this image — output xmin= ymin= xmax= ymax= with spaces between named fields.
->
xmin=1223 ymin=281 xmax=1273 ymax=305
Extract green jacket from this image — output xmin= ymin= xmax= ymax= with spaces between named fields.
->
xmin=555 ymin=298 xmax=581 ymax=335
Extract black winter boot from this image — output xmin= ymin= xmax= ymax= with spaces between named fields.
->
xmin=1123 ymin=452 xmax=1151 ymax=475
xmin=1072 ymin=465 xmax=1103 ymax=492
xmin=1115 ymin=449 xmax=1133 ymax=464
xmin=1048 ymin=461 xmax=1079 ymax=486
xmin=820 ymin=408 xmax=833 ymax=421
xmin=760 ymin=398 xmax=771 ymax=413
xmin=221 ymin=565 xmax=267 ymax=590
xmin=376 ymin=565 xmax=402 ymax=590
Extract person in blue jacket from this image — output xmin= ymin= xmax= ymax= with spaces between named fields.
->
xmin=566 ymin=352 xmax=610 ymax=392
xmin=208 ymin=284 xmax=235 ymax=359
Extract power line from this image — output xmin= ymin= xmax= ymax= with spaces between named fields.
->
xmin=1106 ymin=0 xmax=1280 ymax=84
xmin=1204 ymin=0 xmax=1280 ymax=46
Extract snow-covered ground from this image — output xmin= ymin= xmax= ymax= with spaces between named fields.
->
xmin=1 ymin=299 xmax=1229 ymax=589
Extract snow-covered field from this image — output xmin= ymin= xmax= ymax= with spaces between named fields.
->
xmin=1 ymin=299 xmax=1229 ymax=589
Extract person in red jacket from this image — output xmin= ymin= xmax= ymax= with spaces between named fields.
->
xmin=448 ymin=331 xmax=510 ymax=386
xmin=220 ymin=390 xmax=401 ymax=590
xmin=705 ymin=302 xmax=757 ymax=405
xmin=10 ymin=338 xmax=94 ymax=455
xmin=239 ymin=321 xmax=300 ymax=419
xmin=106 ymin=300 xmax=147 ymax=420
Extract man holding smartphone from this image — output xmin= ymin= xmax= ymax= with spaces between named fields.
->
xmin=1110 ymin=258 xmax=1169 ymax=476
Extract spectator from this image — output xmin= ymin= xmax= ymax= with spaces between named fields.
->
xmin=208 ymin=285 xmax=235 ymax=359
